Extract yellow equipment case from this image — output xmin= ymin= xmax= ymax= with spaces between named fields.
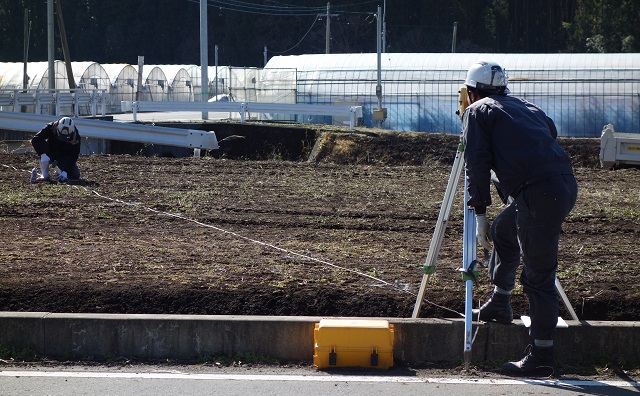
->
xmin=313 ymin=319 xmax=394 ymax=369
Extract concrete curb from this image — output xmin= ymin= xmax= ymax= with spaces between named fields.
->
xmin=1 ymin=312 xmax=638 ymax=366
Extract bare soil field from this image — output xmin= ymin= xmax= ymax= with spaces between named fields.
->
xmin=1 ymin=129 xmax=639 ymax=321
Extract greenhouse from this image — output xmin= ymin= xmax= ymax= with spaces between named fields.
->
xmin=102 ymin=63 xmax=138 ymax=112
xmin=2 ymin=53 xmax=639 ymax=136
xmin=134 ymin=65 xmax=167 ymax=102
xmin=0 ymin=61 xmax=110 ymax=91
xmin=0 ymin=61 xmax=112 ymax=114
xmin=207 ymin=65 xmax=230 ymax=98
xmin=264 ymin=53 xmax=640 ymax=137
xmin=147 ymin=65 xmax=194 ymax=102
xmin=20 ymin=61 xmax=67 ymax=90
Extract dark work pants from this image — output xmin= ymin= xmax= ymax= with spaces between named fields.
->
xmin=489 ymin=174 xmax=578 ymax=341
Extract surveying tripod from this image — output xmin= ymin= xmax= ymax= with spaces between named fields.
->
xmin=411 ymin=88 xmax=578 ymax=370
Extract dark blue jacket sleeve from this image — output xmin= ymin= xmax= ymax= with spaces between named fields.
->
xmin=462 ymin=105 xmax=493 ymax=214
xmin=31 ymin=123 xmax=55 ymax=156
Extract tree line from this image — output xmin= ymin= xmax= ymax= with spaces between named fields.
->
xmin=0 ymin=0 xmax=638 ymax=68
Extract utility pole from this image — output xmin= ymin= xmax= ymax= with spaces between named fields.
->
xmin=200 ymin=0 xmax=208 ymax=119
xmin=452 ymin=21 xmax=458 ymax=53
xmin=373 ymin=5 xmax=387 ymax=128
xmin=376 ymin=5 xmax=382 ymax=113
xmin=47 ymin=0 xmax=55 ymax=114
xmin=136 ymin=56 xmax=144 ymax=102
xmin=264 ymin=45 xmax=268 ymax=67
xmin=320 ymin=3 xmax=338 ymax=54
xmin=215 ymin=45 xmax=219 ymax=98
xmin=23 ymin=8 xmax=30 ymax=90
xmin=325 ymin=3 xmax=330 ymax=54
xmin=382 ymin=0 xmax=387 ymax=53
xmin=55 ymin=0 xmax=76 ymax=90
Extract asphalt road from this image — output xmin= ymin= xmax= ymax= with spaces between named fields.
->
xmin=2 ymin=366 xmax=639 ymax=396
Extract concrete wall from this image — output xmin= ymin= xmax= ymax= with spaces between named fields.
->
xmin=1 ymin=312 xmax=638 ymax=367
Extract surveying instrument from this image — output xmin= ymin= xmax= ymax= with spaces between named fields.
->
xmin=411 ymin=86 xmax=578 ymax=370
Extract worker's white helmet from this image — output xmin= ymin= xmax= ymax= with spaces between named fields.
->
xmin=464 ymin=61 xmax=509 ymax=95
xmin=56 ymin=117 xmax=75 ymax=141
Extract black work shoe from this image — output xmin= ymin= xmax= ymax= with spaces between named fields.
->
xmin=502 ymin=345 xmax=555 ymax=376
xmin=471 ymin=292 xmax=513 ymax=324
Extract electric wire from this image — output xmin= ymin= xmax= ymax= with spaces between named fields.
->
xmin=185 ymin=0 xmax=324 ymax=16
xmin=186 ymin=0 xmax=376 ymax=16
xmin=270 ymin=15 xmax=321 ymax=55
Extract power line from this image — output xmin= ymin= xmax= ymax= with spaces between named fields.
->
xmin=270 ymin=15 xmax=321 ymax=54
xmin=210 ymin=0 xmax=324 ymax=13
xmin=186 ymin=0 xmax=376 ymax=17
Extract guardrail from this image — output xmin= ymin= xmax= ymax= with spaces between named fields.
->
xmin=0 ymin=89 xmax=107 ymax=117
xmin=121 ymin=101 xmax=363 ymax=129
xmin=0 ymin=111 xmax=218 ymax=150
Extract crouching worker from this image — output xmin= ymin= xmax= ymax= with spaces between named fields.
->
xmin=31 ymin=116 xmax=81 ymax=183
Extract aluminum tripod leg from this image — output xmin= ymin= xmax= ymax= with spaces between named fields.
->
xmin=556 ymin=277 xmax=579 ymax=321
xmin=411 ymin=143 xmax=465 ymax=318
xmin=462 ymin=173 xmax=476 ymax=370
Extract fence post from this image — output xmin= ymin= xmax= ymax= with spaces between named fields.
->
xmin=91 ymin=90 xmax=97 ymax=117
xmin=73 ymin=92 xmax=79 ymax=117
xmin=55 ymin=90 xmax=60 ymax=115
xmin=35 ymin=90 xmax=41 ymax=114
xmin=240 ymin=102 xmax=247 ymax=123
xmin=101 ymin=90 xmax=106 ymax=116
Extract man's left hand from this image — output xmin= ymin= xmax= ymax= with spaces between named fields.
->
xmin=475 ymin=214 xmax=493 ymax=250
xmin=57 ymin=171 xmax=68 ymax=182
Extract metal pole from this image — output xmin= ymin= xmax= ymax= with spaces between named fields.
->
xmin=215 ymin=45 xmax=219 ymax=98
xmin=382 ymin=0 xmax=387 ymax=53
xmin=136 ymin=56 xmax=144 ymax=101
xmin=452 ymin=22 xmax=458 ymax=53
xmin=462 ymin=175 xmax=477 ymax=370
xmin=325 ymin=2 xmax=330 ymax=54
xmin=200 ymin=0 xmax=209 ymax=119
xmin=55 ymin=0 xmax=76 ymax=90
xmin=376 ymin=5 xmax=382 ymax=126
xmin=23 ymin=9 xmax=30 ymax=90
xmin=47 ymin=0 xmax=55 ymax=114
xmin=264 ymin=45 xmax=267 ymax=67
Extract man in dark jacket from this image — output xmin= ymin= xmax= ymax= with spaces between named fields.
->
xmin=31 ymin=116 xmax=81 ymax=182
xmin=461 ymin=61 xmax=578 ymax=375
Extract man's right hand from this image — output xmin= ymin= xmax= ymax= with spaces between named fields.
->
xmin=476 ymin=214 xmax=493 ymax=250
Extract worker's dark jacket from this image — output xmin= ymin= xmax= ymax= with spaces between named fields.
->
xmin=462 ymin=95 xmax=574 ymax=214
xmin=31 ymin=122 xmax=81 ymax=171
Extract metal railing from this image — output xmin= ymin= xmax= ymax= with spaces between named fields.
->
xmin=121 ymin=101 xmax=363 ymax=129
xmin=0 ymin=88 xmax=108 ymax=117
xmin=0 ymin=111 xmax=218 ymax=150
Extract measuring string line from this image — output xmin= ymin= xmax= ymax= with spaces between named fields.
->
xmin=86 ymin=187 xmax=417 ymax=297
xmin=86 ymin=188 xmax=475 ymax=319
xmin=7 ymin=161 xmax=476 ymax=314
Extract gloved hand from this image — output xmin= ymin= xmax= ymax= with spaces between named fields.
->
xmin=57 ymin=171 xmax=68 ymax=182
xmin=40 ymin=153 xmax=50 ymax=163
xmin=475 ymin=214 xmax=493 ymax=251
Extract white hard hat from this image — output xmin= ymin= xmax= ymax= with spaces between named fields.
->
xmin=464 ymin=61 xmax=509 ymax=94
xmin=56 ymin=117 xmax=75 ymax=142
